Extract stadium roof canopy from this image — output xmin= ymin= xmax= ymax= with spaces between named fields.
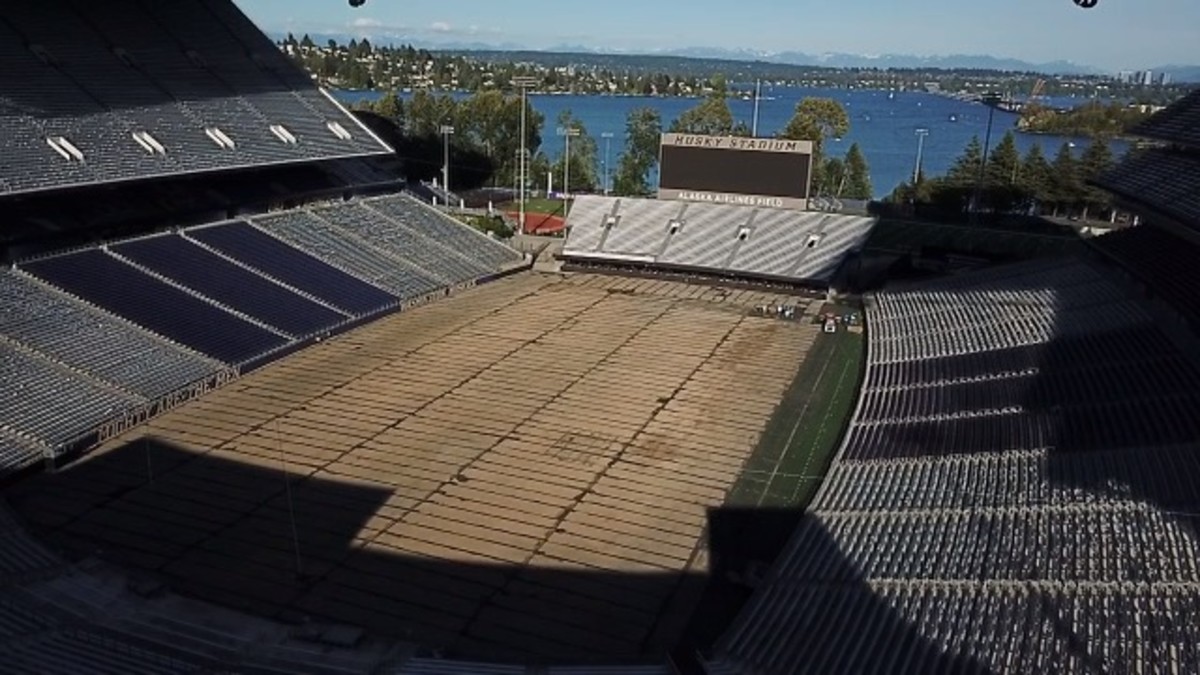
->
xmin=0 ymin=0 xmax=391 ymax=199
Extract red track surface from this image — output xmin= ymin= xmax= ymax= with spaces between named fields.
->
xmin=507 ymin=211 xmax=566 ymax=235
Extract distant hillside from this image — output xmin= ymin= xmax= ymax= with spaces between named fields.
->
xmin=657 ymin=47 xmax=1103 ymax=76
xmin=268 ymin=32 xmax=1103 ymax=77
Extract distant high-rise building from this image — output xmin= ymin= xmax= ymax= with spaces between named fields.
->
xmin=1158 ymin=72 xmax=1172 ymax=86
xmin=1117 ymin=71 xmax=1133 ymax=84
xmin=1142 ymin=70 xmax=1154 ymax=86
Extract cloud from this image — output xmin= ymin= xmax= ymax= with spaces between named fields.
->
xmin=430 ymin=21 xmax=452 ymax=33
xmin=351 ymin=17 xmax=383 ymax=28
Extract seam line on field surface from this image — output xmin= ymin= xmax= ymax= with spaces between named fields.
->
xmin=43 ymin=275 xmax=559 ymax=581
xmin=268 ymin=274 xmax=600 ymax=595
xmin=630 ymin=313 xmax=760 ymax=655
xmin=346 ymin=283 xmax=616 ymax=539
xmin=464 ymin=293 xmax=745 ymax=652
xmin=758 ymin=335 xmax=837 ymax=508
xmin=789 ymin=355 xmax=857 ymax=505
xmin=449 ymin=293 xmax=685 ymax=649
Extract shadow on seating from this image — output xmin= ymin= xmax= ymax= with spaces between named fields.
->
xmin=3 ymin=437 xmax=989 ymax=671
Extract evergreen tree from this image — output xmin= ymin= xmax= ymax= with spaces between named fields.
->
xmin=1078 ymin=139 xmax=1115 ymax=220
xmin=945 ymin=136 xmax=983 ymax=188
xmin=1049 ymin=143 xmax=1082 ymax=217
xmin=843 ymin=143 xmax=872 ymax=200
xmin=821 ymin=157 xmax=846 ymax=197
xmin=300 ymin=34 xmax=315 ymax=49
xmin=986 ymin=131 xmax=1021 ymax=188
xmin=1019 ymin=144 xmax=1054 ymax=212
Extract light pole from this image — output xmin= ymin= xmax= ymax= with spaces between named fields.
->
xmin=557 ymin=126 xmax=580 ymax=207
xmin=512 ymin=76 xmax=539 ymax=235
xmin=751 ymin=79 xmax=762 ymax=137
xmin=913 ymin=127 xmax=929 ymax=184
xmin=440 ymin=124 xmax=455 ymax=205
xmin=601 ymin=132 xmax=614 ymax=195
xmin=973 ymin=93 xmax=1001 ymax=221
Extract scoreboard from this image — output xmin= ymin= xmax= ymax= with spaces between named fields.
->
xmin=658 ymin=133 xmax=814 ymax=211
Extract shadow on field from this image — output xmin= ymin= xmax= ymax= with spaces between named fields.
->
xmin=1 ymin=436 xmax=987 ymax=672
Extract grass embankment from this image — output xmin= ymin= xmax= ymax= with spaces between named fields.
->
xmin=727 ymin=326 xmax=865 ymax=509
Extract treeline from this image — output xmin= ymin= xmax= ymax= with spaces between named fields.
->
xmin=354 ymin=78 xmax=872 ymax=200
xmin=1019 ymin=101 xmax=1155 ymax=138
xmin=886 ymin=131 xmax=1121 ymax=220
xmin=279 ymin=35 xmax=1189 ymax=104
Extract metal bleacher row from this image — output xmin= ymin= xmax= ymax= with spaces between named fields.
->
xmin=0 ymin=193 xmax=524 ymax=476
xmin=561 ymin=195 xmax=876 ymax=284
xmin=2 ymin=493 xmax=675 ymax=674
xmin=707 ymin=257 xmax=1200 ymax=674
xmin=0 ymin=0 xmax=390 ymax=196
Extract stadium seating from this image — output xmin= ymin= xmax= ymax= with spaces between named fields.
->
xmin=0 ymin=432 xmax=45 ymax=479
xmin=0 ymin=0 xmax=390 ymax=196
xmin=185 ymin=221 xmax=399 ymax=316
xmin=0 ymin=342 xmax=137 ymax=450
xmin=0 ymin=194 xmax=520 ymax=474
xmin=365 ymin=194 xmax=524 ymax=273
xmin=1090 ymin=225 xmax=1200 ymax=327
xmin=1094 ymin=150 xmax=1200 ymax=228
xmin=307 ymin=202 xmax=468 ymax=287
xmin=254 ymin=209 xmax=445 ymax=298
xmin=21 ymin=249 xmax=288 ymax=364
xmin=112 ymin=234 xmax=349 ymax=338
xmin=0 ymin=270 xmax=220 ymax=401
xmin=1130 ymin=88 xmax=1200 ymax=149
xmin=562 ymin=195 xmax=876 ymax=284
xmin=708 ymin=257 xmax=1200 ymax=674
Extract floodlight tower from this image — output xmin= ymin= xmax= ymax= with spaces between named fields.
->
xmin=512 ymin=76 xmax=539 ymax=235
xmin=601 ymin=132 xmax=615 ymax=195
xmin=557 ymin=126 xmax=581 ymax=207
xmin=440 ymin=124 xmax=455 ymax=206
xmin=913 ymin=127 xmax=929 ymax=184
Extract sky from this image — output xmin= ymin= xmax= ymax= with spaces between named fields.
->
xmin=234 ymin=0 xmax=1200 ymax=71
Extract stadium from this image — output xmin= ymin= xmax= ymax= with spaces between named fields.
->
xmin=1 ymin=1 xmax=1199 ymax=673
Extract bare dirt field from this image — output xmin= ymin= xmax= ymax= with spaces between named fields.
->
xmin=6 ymin=272 xmax=819 ymax=663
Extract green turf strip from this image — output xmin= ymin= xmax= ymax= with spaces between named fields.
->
xmin=726 ymin=326 xmax=864 ymax=510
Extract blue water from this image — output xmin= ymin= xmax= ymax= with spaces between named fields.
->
xmin=336 ymin=87 xmax=1126 ymax=198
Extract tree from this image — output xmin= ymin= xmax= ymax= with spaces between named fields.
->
xmin=371 ymin=90 xmax=403 ymax=122
xmin=553 ymin=109 xmax=599 ymax=193
xmin=843 ymin=143 xmax=872 ymax=200
xmin=986 ymin=131 xmax=1021 ymax=188
xmin=614 ymin=107 xmax=662 ymax=196
xmin=778 ymin=98 xmax=850 ymax=160
xmin=820 ymin=157 xmax=846 ymax=197
xmin=405 ymin=89 xmax=458 ymax=138
xmin=945 ymin=136 xmax=984 ymax=188
xmin=669 ymin=95 xmax=739 ymax=136
xmin=1078 ymin=139 xmax=1115 ymax=220
xmin=779 ymin=98 xmax=851 ymax=196
xmin=1049 ymin=142 xmax=1082 ymax=217
xmin=457 ymin=90 xmax=544 ymax=188
xmin=1019 ymin=144 xmax=1053 ymax=212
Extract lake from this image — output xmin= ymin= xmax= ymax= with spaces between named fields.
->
xmin=335 ymin=87 xmax=1127 ymax=199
